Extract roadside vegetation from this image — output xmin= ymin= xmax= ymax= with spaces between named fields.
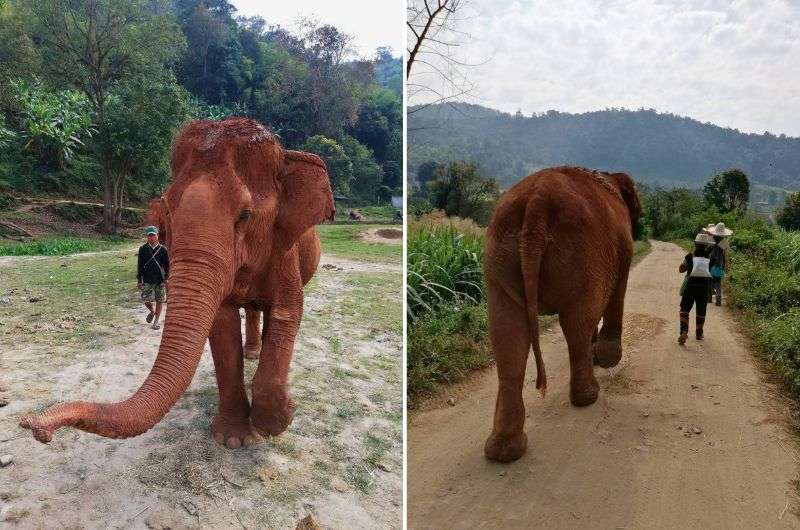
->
xmin=0 ymin=235 xmax=130 ymax=256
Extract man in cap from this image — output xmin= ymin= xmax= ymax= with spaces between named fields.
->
xmin=137 ymin=226 xmax=169 ymax=330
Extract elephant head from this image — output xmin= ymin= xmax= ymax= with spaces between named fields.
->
xmin=609 ymin=172 xmax=642 ymax=237
xmin=20 ymin=118 xmax=335 ymax=442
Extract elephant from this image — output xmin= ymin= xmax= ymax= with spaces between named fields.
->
xmin=482 ymin=166 xmax=641 ymax=463
xmin=147 ymin=197 xmax=264 ymax=360
xmin=20 ymin=117 xmax=335 ymax=448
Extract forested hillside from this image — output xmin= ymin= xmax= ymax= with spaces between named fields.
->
xmin=0 ymin=0 xmax=401 ymax=232
xmin=409 ymin=103 xmax=800 ymax=192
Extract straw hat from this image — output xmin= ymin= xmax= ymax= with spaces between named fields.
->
xmin=703 ymin=222 xmax=733 ymax=237
xmin=694 ymin=233 xmax=715 ymax=246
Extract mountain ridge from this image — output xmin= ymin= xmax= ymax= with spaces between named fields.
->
xmin=408 ymin=102 xmax=800 ymax=191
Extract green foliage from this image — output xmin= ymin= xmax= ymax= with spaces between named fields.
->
xmin=0 ymin=0 xmax=402 ymax=217
xmin=10 ymin=78 xmax=95 ymax=170
xmin=427 ymin=162 xmax=501 ymax=226
xmin=407 ymin=302 xmax=492 ymax=398
xmin=776 ymin=193 xmax=800 ymax=231
xmin=301 ymin=135 xmax=353 ymax=196
xmin=702 ymin=169 xmax=750 ymax=212
xmin=407 ymin=215 xmax=485 ymax=321
xmin=98 ymin=74 xmax=191 ymax=201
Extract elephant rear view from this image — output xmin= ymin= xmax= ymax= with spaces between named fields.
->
xmin=20 ymin=118 xmax=335 ymax=448
xmin=483 ymin=166 xmax=641 ymax=462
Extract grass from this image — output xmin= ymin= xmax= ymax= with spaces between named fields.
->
xmin=0 ymin=244 xmax=139 ymax=347
xmin=407 ymin=212 xmax=484 ymax=321
xmin=0 ymin=235 xmax=132 ymax=256
xmin=317 ymin=224 xmax=401 ymax=262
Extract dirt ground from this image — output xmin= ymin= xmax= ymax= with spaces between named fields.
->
xmin=0 ymin=243 xmax=402 ymax=528
xmin=408 ymin=240 xmax=800 ymax=529
xmin=360 ymin=228 xmax=402 ymax=246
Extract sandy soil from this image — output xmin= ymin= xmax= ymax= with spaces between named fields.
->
xmin=360 ymin=229 xmax=402 ymax=246
xmin=0 ymin=251 xmax=402 ymax=529
xmin=408 ymin=240 xmax=800 ymax=529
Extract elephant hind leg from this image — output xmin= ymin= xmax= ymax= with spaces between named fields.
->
xmin=243 ymin=308 xmax=263 ymax=360
xmin=484 ymin=280 xmax=530 ymax=463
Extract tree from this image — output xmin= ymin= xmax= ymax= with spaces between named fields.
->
xmin=416 ymin=160 xmax=441 ymax=186
xmin=702 ymin=169 xmax=750 ymax=212
xmin=377 ymin=185 xmax=393 ymax=204
xmin=406 ymin=0 xmax=478 ymax=113
xmin=23 ymin=0 xmax=186 ymax=232
xmin=776 ymin=193 xmax=800 ymax=231
xmin=342 ymin=134 xmax=383 ymax=203
xmin=300 ymin=135 xmax=353 ymax=196
xmin=428 ymin=161 xmax=500 ymax=225
xmin=97 ymin=75 xmax=190 ymax=222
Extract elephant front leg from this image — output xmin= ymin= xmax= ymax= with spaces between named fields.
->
xmin=484 ymin=285 xmax=530 ymax=463
xmin=243 ymin=308 xmax=263 ymax=360
xmin=593 ymin=275 xmax=628 ymax=368
xmin=250 ymin=305 xmax=300 ymax=437
xmin=561 ymin=311 xmax=600 ymax=407
xmin=209 ymin=304 xmax=257 ymax=448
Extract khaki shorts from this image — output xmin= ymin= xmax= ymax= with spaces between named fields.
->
xmin=141 ymin=283 xmax=166 ymax=303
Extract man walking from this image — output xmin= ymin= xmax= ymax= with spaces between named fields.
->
xmin=137 ymin=226 xmax=169 ymax=330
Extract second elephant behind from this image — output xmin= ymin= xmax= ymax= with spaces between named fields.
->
xmin=483 ymin=166 xmax=641 ymax=463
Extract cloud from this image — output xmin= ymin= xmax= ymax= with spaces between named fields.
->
xmin=410 ymin=0 xmax=800 ymax=135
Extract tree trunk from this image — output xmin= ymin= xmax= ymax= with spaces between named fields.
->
xmin=101 ymin=155 xmax=115 ymax=234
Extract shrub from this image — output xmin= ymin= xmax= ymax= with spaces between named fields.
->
xmin=407 ymin=302 xmax=492 ymax=398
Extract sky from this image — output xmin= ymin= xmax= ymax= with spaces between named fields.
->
xmin=230 ymin=0 xmax=403 ymax=58
xmin=409 ymin=0 xmax=800 ymax=136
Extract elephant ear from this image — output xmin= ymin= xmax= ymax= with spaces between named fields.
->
xmin=609 ymin=172 xmax=642 ymax=222
xmin=276 ymin=150 xmax=336 ymax=246
xmin=146 ymin=197 xmax=170 ymax=247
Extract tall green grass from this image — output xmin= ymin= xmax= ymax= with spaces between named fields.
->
xmin=407 ymin=213 xmax=485 ymax=321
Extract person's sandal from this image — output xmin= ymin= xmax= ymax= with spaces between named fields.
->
xmin=146 ymin=311 xmax=154 ymax=323
xmin=696 ymin=333 xmax=704 ymax=340
xmin=152 ymin=321 xmax=161 ymax=330
xmin=678 ymin=333 xmax=688 ymax=345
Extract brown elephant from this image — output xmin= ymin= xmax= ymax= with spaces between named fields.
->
xmin=483 ymin=166 xmax=641 ymax=463
xmin=147 ymin=197 xmax=263 ymax=360
xmin=20 ymin=117 xmax=335 ymax=448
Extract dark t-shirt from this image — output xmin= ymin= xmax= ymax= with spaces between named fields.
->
xmin=137 ymin=243 xmax=170 ymax=285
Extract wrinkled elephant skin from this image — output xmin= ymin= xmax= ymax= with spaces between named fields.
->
xmin=20 ymin=118 xmax=335 ymax=449
xmin=483 ymin=166 xmax=641 ymax=462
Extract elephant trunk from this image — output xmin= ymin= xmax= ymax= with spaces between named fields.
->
xmin=20 ymin=256 xmax=227 ymax=442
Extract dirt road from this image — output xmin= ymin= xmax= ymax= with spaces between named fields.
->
xmin=408 ymin=241 xmax=800 ymax=529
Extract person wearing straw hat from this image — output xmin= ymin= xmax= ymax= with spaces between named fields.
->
xmin=703 ymin=222 xmax=733 ymax=306
xmin=677 ymin=233 xmax=715 ymax=344
xmin=137 ymin=226 xmax=170 ymax=330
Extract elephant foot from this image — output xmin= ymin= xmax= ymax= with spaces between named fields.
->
xmin=570 ymin=375 xmax=599 ymax=407
xmin=251 ymin=386 xmax=295 ymax=437
xmin=244 ymin=346 xmax=261 ymax=360
xmin=484 ymin=431 xmax=527 ymax=462
xmin=592 ymin=337 xmax=622 ymax=368
xmin=211 ymin=413 xmax=258 ymax=449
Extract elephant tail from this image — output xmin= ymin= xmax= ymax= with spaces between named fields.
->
xmin=519 ymin=212 xmax=548 ymax=397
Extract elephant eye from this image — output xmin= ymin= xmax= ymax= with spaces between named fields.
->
xmin=238 ymin=209 xmax=253 ymax=221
